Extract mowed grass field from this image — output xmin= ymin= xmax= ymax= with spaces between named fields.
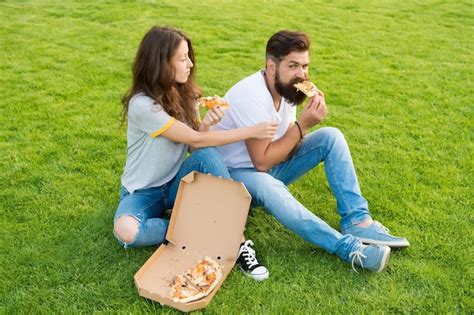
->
xmin=1 ymin=0 xmax=472 ymax=313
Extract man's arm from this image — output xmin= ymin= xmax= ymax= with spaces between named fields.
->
xmin=246 ymin=92 xmax=327 ymax=172
xmin=246 ymin=124 xmax=301 ymax=171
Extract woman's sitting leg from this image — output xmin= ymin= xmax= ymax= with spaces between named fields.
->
xmin=113 ymin=186 xmax=169 ymax=248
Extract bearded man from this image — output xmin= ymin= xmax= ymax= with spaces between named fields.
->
xmin=213 ymin=30 xmax=409 ymax=277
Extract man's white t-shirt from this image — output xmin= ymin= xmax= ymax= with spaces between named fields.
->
xmin=214 ymin=71 xmax=296 ymax=168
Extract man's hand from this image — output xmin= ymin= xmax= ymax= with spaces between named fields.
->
xmin=298 ymin=91 xmax=327 ymax=132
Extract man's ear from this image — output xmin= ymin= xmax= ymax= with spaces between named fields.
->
xmin=266 ymin=58 xmax=277 ymax=76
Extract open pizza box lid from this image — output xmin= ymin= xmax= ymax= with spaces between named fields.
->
xmin=134 ymin=171 xmax=251 ymax=312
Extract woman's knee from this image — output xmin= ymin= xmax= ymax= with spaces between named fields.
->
xmin=192 ymin=147 xmax=219 ymax=159
xmin=114 ymin=215 xmax=139 ymax=243
xmin=191 ymin=147 xmax=230 ymax=178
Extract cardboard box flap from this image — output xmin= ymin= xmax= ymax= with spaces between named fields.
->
xmin=166 ymin=171 xmax=251 ymax=261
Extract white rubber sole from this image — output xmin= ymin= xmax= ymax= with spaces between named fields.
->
xmin=360 ymin=238 xmax=410 ymax=249
xmin=376 ymin=246 xmax=391 ymax=272
xmin=239 ymin=266 xmax=269 ymax=281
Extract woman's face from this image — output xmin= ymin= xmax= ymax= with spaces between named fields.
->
xmin=172 ymin=39 xmax=193 ymax=83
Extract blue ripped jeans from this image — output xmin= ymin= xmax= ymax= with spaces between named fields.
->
xmin=113 ymin=147 xmax=230 ymax=248
xmin=229 ymin=127 xmax=371 ymax=262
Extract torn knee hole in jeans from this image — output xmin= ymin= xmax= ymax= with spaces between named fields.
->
xmin=114 ymin=215 xmax=140 ymax=244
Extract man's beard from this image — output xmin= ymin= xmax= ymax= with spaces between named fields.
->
xmin=274 ymin=70 xmax=307 ymax=105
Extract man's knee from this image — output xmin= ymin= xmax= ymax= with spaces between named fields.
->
xmin=114 ymin=215 xmax=139 ymax=243
xmin=313 ymin=127 xmax=347 ymax=152
xmin=320 ymin=127 xmax=345 ymax=141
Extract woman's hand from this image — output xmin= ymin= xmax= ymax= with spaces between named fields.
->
xmin=251 ymin=121 xmax=279 ymax=139
xmin=199 ymin=107 xmax=226 ymax=131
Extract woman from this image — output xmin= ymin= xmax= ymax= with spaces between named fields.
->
xmin=114 ymin=26 xmax=274 ymax=280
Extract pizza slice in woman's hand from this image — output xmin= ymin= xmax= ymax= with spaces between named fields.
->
xmin=199 ymin=96 xmax=230 ymax=110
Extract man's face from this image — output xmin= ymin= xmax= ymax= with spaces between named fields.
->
xmin=273 ymin=50 xmax=310 ymax=105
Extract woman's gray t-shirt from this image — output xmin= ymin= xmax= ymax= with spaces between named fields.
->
xmin=121 ymin=93 xmax=187 ymax=193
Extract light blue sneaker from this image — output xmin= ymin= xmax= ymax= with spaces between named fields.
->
xmin=349 ymin=243 xmax=391 ymax=273
xmin=342 ymin=221 xmax=410 ymax=248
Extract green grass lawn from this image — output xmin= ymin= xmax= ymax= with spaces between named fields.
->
xmin=1 ymin=0 xmax=472 ymax=313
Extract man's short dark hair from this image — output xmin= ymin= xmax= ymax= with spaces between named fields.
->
xmin=266 ymin=30 xmax=310 ymax=62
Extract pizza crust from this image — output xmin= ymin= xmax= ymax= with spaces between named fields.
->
xmin=293 ymin=81 xmax=318 ymax=97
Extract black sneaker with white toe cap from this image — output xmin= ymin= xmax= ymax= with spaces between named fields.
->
xmin=236 ymin=240 xmax=269 ymax=281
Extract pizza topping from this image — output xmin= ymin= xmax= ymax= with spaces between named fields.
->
xmin=168 ymin=256 xmax=223 ymax=303
xmin=199 ymin=96 xmax=230 ymax=110
xmin=293 ymin=81 xmax=318 ymax=97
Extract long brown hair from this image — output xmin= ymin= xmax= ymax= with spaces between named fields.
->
xmin=122 ymin=26 xmax=201 ymax=129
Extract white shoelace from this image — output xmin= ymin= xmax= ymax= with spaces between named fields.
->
xmin=241 ymin=240 xmax=259 ymax=269
xmin=349 ymin=248 xmax=367 ymax=273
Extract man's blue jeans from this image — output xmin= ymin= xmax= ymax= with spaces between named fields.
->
xmin=229 ymin=127 xmax=371 ymax=262
xmin=113 ymin=147 xmax=230 ymax=248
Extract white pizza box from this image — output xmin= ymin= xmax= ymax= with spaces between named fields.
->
xmin=134 ymin=171 xmax=251 ymax=312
